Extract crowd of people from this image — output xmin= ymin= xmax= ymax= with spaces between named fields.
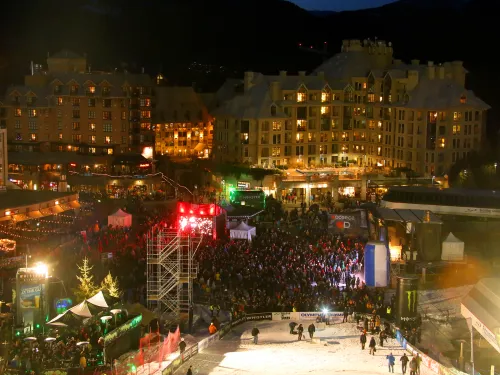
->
xmin=7 ymin=323 xmax=105 ymax=373
xmin=195 ymin=216 xmax=391 ymax=319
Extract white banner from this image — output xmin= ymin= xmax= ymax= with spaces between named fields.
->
xmin=298 ymin=311 xmax=343 ymax=321
xmin=272 ymin=312 xmax=292 ymax=321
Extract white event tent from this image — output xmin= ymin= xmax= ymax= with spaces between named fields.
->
xmin=230 ymin=222 xmax=256 ymax=241
xmin=108 ymin=209 xmax=132 ymax=227
xmin=441 ymin=232 xmax=465 ymax=261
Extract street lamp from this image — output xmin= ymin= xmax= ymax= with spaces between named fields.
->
xmin=495 ymin=163 xmax=497 ymax=173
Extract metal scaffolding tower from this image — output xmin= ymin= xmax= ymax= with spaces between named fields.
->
xmin=146 ymin=228 xmax=201 ymax=323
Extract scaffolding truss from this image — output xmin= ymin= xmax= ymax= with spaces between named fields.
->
xmin=147 ymin=228 xmax=201 ymax=323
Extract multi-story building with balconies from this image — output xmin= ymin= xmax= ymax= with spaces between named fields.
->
xmin=213 ymin=39 xmax=490 ymax=175
xmin=0 ymin=50 xmax=153 ymax=155
xmin=153 ymin=86 xmax=213 ymax=158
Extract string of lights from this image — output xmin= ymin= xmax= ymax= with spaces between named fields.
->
xmin=67 ymin=171 xmax=193 ymax=195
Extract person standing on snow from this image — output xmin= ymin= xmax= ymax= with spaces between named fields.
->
xmin=369 ymin=336 xmax=377 ymax=355
xmin=251 ymin=326 xmax=260 ymax=344
xmin=289 ymin=321 xmax=297 ymax=334
xmin=409 ymin=357 xmax=417 ymax=375
xmin=297 ymin=324 xmax=304 ymax=341
xmin=386 ymin=352 xmax=395 ymax=373
xmin=400 ymin=353 xmax=409 ymax=374
xmin=360 ymin=331 xmax=367 ymax=350
xmin=308 ymin=323 xmax=316 ymax=339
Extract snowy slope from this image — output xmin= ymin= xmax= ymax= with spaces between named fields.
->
xmin=174 ymin=317 xmax=410 ymax=375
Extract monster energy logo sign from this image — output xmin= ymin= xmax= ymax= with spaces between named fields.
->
xmin=406 ymin=290 xmax=417 ymax=312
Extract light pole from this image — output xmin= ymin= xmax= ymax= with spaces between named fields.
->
xmin=495 ymin=163 xmax=497 ymax=173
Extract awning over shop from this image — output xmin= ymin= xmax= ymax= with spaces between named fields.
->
xmin=40 ymin=208 xmax=53 ymax=216
xmin=51 ymin=205 xmax=64 ymax=214
xmin=69 ymin=201 xmax=81 ymax=209
xmin=194 ymin=143 xmax=207 ymax=152
xmin=28 ymin=210 xmax=43 ymax=219
xmin=59 ymin=204 xmax=71 ymax=211
xmin=375 ymin=207 xmax=442 ymax=224
xmin=12 ymin=214 xmax=29 ymax=222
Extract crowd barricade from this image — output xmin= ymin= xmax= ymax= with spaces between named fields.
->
xmin=394 ymin=327 xmax=468 ymax=375
xmin=138 ymin=311 xmax=470 ymax=375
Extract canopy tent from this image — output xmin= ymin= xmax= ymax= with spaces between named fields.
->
xmin=86 ymin=290 xmax=119 ymax=312
xmin=441 ymin=232 xmax=465 ymax=261
xmin=230 ymin=222 xmax=256 ymax=241
xmin=69 ymin=301 xmax=93 ymax=318
xmin=46 ymin=308 xmax=89 ymax=327
xmin=108 ymin=209 xmax=132 ymax=227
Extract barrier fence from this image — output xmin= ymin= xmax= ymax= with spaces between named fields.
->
xmin=4 ymin=311 xmax=469 ymax=375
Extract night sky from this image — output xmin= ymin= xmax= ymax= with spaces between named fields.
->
xmin=290 ymin=0 xmax=398 ymax=11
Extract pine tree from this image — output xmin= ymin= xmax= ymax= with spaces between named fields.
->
xmin=101 ymin=271 xmax=121 ymax=298
xmin=74 ymin=257 xmax=97 ymax=302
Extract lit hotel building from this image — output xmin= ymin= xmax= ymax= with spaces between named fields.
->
xmin=213 ymin=39 xmax=490 ymax=175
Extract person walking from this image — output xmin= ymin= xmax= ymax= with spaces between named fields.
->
xmin=400 ymin=353 xmax=409 ymax=374
xmin=343 ymin=307 xmax=349 ymax=323
xmin=251 ymin=326 xmax=260 ymax=344
xmin=386 ymin=352 xmax=395 ymax=373
xmin=369 ymin=336 xmax=377 ymax=355
xmin=415 ymin=354 xmax=421 ymax=375
xmin=409 ymin=357 xmax=417 ymax=375
xmin=379 ymin=330 xmax=386 ymax=347
xmin=360 ymin=331 xmax=367 ymax=350
xmin=179 ymin=338 xmax=186 ymax=354
xmin=297 ymin=324 xmax=304 ymax=341
xmin=186 ymin=365 xmax=193 ymax=375
xmin=308 ymin=323 xmax=316 ymax=339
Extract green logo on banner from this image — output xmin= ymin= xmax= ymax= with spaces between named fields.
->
xmin=406 ymin=290 xmax=417 ymax=312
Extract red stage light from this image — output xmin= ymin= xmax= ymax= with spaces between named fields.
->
xmin=200 ymin=211 xmax=205 ymax=215
xmin=189 ymin=210 xmax=193 ymax=214
xmin=209 ymin=207 xmax=214 ymax=215
xmin=179 ymin=207 xmax=184 ymax=213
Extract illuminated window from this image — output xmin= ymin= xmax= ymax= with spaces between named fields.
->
xmin=30 ymin=133 xmax=37 ymax=141
xmin=28 ymin=109 xmax=37 ymax=117
xmin=88 ymin=123 xmax=96 ymax=132
xmin=89 ymin=147 xmax=96 ymax=154
xmin=104 ymin=136 xmax=112 ymax=144
xmin=453 ymin=125 xmax=461 ymax=135
xmin=297 ymin=91 xmax=306 ymax=103
xmin=107 ymin=148 xmax=114 ymax=155
xmin=72 ymin=122 xmax=80 ymax=131
xmin=321 ymin=106 xmax=329 ymax=115
xmin=88 ymin=135 xmax=96 ymax=144
xmin=57 ymin=97 xmax=64 ymax=106
xmin=72 ymin=134 xmax=82 ymax=143
xmin=296 ymin=119 xmax=307 ymax=131
xmin=58 ymin=133 xmax=63 ymax=140
xmin=460 ymin=95 xmax=466 ymax=104
xmin=141 ymin=110 xmax=151 ymax=119
xmin=140 ymin=98 xmax=151 ymax=107
xmin=368 ymin=93 xmax=375 ymax=103
xmin=453 ymin=111 xmax=461 ymax=121
xmin=272 ymin=121 xmax=282 ymax=131
xmin=440 ymin=138 xmax=445 ymax=148
xmin=362 ymin=82 xmax=367 ymax=89
xmin=14 ymin=108 xmax=21 ymax=117
xmin=272 ymin=147 xmax=281 ymax=157
xmin=321 ymin=91 xmax=330 ymax=102
xmin=88 ymin=86 xmax=96 ymax=94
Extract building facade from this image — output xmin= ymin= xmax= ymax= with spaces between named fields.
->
xmin=213 ymin=39 xmax=490 ymax=175
xmin=0 ymin=128 xmax=7 ymax=188
xmin=0 ymin=50 xmax=154 ymax=155
xmin=153 ymin=86 xmax=213 ymax=158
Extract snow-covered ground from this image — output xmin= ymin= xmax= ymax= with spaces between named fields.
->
xmin=174 ymin=316 xmax=409 ymax=375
